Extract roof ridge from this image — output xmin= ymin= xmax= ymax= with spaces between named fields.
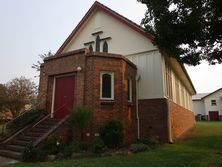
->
xmin=55 ymin=1 xmax=154 ymax=56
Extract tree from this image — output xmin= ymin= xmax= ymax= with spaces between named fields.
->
xmin=69 ymin=106 xmax=93 ymax=140
xmin=32 ymin=51 xmax=53 ymax=73
xmin=0 ymin=84 xmax=7 ymax=112
xmin=2 ymin=77 xmax=37 ymax=117
xmin=138 ymin=0 xmax=222 ymax=65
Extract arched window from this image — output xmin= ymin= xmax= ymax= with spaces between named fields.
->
xmin=100 ymin=72 xmax=114 ymax=99
xmin=96 ymin=35 xmax=100 ymax=52
xmin=89 ymin=45 xmax=93 ymax=52
xmin=103 ymin=41 xmax=108 ymax=53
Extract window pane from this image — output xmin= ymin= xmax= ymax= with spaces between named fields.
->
xmin=96 ymin=35 xmax=100 ymax=52
xmin=102 ymin=74 xmax=111 ymax=98
xmin=103 ymin=41 xmax=108 ymax=53
xmin=89 ymin=45 xmax=93 ymax=52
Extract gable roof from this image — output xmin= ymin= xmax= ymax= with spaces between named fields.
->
xmin=202 ymin=87 xmax=222 ymax=99
xmin=192 ymin=93 xmax=209 ymax=100
xmin=55 ymin=1 xmax=154 ymax=56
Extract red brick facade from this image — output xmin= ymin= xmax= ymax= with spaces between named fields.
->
xmin=38 ymin=49 xmax=137 ymax=144
xmin=39 ymin=49 xmax=195 ymax=144
xmin=169 ymin=100 xmax=195 ymax=140
xmin=138 ymin=98 xmax=195 ymax=142
xmin=138 ymin=99 xmax=170 ymax=142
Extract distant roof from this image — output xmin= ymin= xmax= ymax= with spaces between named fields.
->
xmin=192 ymin=93 xmax=209 ymax=100
xmin=192 ymin=87 xmax=222 ymax=100
xmin=201 ymin=87 xmax=222 ymax=99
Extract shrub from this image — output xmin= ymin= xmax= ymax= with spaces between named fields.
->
xmin=42 ymin=136 xmax=64 ymax=154
xmin=35 ymin=149 xmax=48 ymax=161
xmin=100 ymin=120 xmax=123 ymax=148
xmin=22 ymin=143 xmax=37 ymax=162
xmin=137 ymin=136 xmax=160 ymax=148
xmin=130 ymin=143 xmax=150 ymax=153
xmin=69 ymin=106 xmax=92 ymax=140
xmin=90 ymin=138 xmax=106 ymax=154
xmin=63 ymin=141 xmax=82 ymax=157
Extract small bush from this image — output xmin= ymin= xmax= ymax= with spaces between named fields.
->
xmin=137 ymin=136 xmax=160 ymax=148
xmin=69 ymin=106 xmax=93 ymax=140
xmin=35 ymin=149 xmax=48 ymax=161
xmin=22 ymin=143 xmax=37 ymax=162
xmin=90 ymin=138 xmax=106 ymax=154
xmin=100 ymin=120 xmax=123 ymax=148
xmin=130 ymin=143 xmax=149 ymax=153
xmin=63 ymin=141 xmax=82 ymax=157
xmin=42 ymin=136 xmax=64 ymax=154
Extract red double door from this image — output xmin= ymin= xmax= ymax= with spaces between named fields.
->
xmin=54 ymin=75 xmax=75 ymax=119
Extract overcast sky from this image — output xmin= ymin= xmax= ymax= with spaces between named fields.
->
xmin=0 ymin=0 xmax=221 ymax=93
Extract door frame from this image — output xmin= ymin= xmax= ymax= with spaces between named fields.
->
xmin=51 ymin=73 xmax=76 ymax=118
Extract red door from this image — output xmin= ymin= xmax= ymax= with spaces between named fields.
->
xmin=209 ymin=111 xmax=219 ymax=121
xmin=54 ymin=75 xmax=75 ymax=119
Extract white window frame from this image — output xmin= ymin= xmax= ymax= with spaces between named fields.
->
xmin=100 ymin=72 xmax=114 ymax=100
xmin=127 ymin=79 xmax=132 ymax=102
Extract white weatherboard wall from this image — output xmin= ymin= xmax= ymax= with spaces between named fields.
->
xmin=204 ymin=89 xmax=222 ymax=116
xmin=193 ymin=100 xmax=205 ymax=115
xmin=62 ymin=9 xmax=165 ymax=100
xmin=127 ymin=51 xmax=164 ymax=99
xmin=62 ymin=10 xmax=157 ymax=55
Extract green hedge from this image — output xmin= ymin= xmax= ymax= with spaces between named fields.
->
xmin=6 ymin=109 xmax=45 ymax=133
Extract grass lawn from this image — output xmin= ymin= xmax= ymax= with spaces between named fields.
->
xmin=5 ymin=122 xmax=222 ymax=167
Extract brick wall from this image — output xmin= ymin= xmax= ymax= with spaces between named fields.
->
xmin=138 ymin=98 xmax=170 ymax=142
xmin=169 ymin=100 xmax=195 ymax=140
xmin=84 ymin=54 xmax=137 ymax=144
xmin=38 ymin=50 xmax=137 ymax=145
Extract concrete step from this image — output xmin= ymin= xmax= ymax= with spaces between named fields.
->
xmin=5 ymin=145 xmax=25 ymax=152
xmin=0 ymin=149 xmax=22 ymax=160
xmin=18 ymin=135 xmax=35 ymax=141
xmin=24 ymin=132 xmax=45 ymax=137
xmin=12 ymin=140 xmax=30 ymax=146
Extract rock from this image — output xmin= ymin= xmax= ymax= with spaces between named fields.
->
xmin=47 ymin=155 xmax=56 ymax=161
xmin=71 ymin=152 xmax=82 ymax=159
xmin=56 ymin=153 xmax=64 ymax=160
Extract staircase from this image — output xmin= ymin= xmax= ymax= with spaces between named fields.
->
xmin=0 ymin=116 xmax=63 ymax=159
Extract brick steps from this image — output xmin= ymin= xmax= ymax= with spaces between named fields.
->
xmin=0 ymin=117 xmax=61 ymax=160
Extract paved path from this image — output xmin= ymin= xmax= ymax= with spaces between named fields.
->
xmin=0 ymin=156 xmax=18 ymax=166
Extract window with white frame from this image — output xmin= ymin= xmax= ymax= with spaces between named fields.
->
xmin=127 ymin=79 xmax=132 ymax=102
xmin=100 ymin=72 xmax=114 ymax=100
xmin=211 ymin=100 xmax=217 ymax=106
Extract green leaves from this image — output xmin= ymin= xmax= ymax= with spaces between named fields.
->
xmin=139 ymin=0 xmax=222 ymax=65
xmin=69 ymin=106 xmax=92 ymax=131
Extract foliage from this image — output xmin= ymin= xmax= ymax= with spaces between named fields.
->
xmin=12 ymin=122 xmax=222 ymax=167
xmin=129 ymin=143 xmax=150 ymax=153
xmin=0 ymin=84 xmax=7 ymax=112
xmin=90 ymin=138 xmax=106 ymax=154
xmin=69 ymin=106 xmax=92 ymax=140
xmin=0 ymin=76 xmax=37 ymax=118
xmin=35 ymin=149 xmax=48 ymax=161
xmin=42 ymin=136 xmax=64 ymax=155
xmin=63 ymin=140 xmax=82 ymax=157
xmin=138 ymin=0 xmax=222 ymax=65
xmin=137 ymin=136 xmax=160 ymax=148
xmin=22 ymin=143 xmax=37 ymax=162
xmin=100 ymin=120 xmax=123 ymax=148
xmin=6 ymin=109 xmax=45 ymax=133
xmin=32 ymin=51 xmax=53 ymax=73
